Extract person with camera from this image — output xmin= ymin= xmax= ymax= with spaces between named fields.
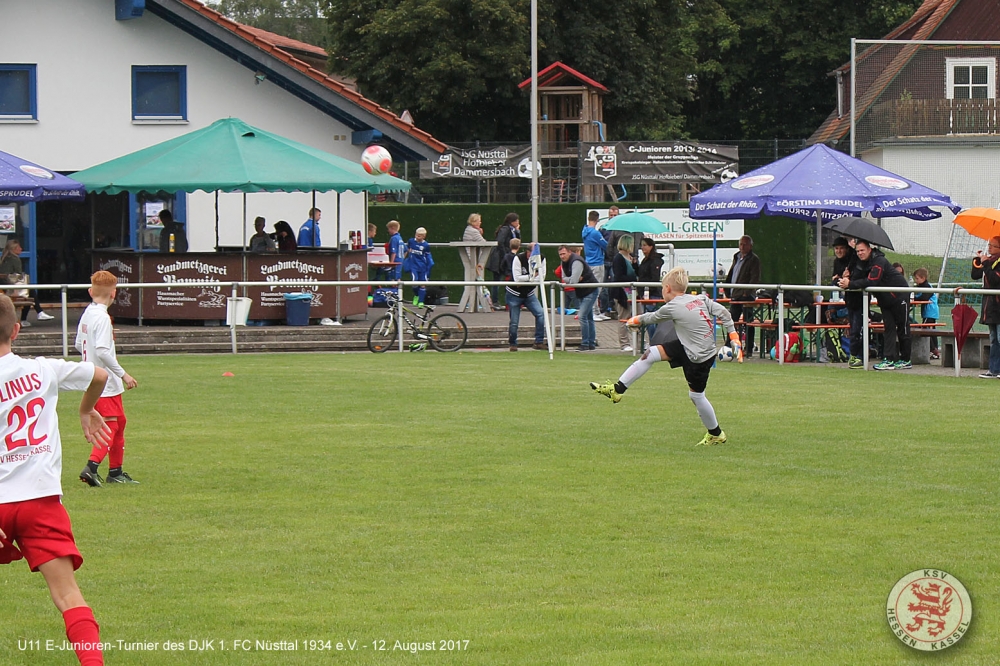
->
xmin=971 ymin=236 xmax=1000 ymax=378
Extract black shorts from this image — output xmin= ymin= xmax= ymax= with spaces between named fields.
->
xmin=651 ymin=322 xmax=713 ymax=393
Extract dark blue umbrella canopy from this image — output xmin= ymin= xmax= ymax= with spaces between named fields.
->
xmin=689 ymin=144 xmax=959 ymax=221
xmin=0 ymin=150 xmax=85 ymax=202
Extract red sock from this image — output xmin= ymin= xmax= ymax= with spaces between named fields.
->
xmin=63 ymin=606 xmax=103 ymax=665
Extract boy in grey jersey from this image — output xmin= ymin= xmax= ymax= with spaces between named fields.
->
xmin=590 ymin=267 xmax=742 ymax=446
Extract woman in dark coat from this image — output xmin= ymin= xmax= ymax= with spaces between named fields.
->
xmin=273 ymin=221 xmax=298 ymax=252
xmin=485 ymin=212 xmax=520 ymax=307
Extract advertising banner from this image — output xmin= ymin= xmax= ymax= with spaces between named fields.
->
xmin=142 ymin=255 xmax=241 ymax=319
xmin=581 ymin=142 xmax=738 ymax=185
xmin=420 ymin=145 xmax=536 ymax=179
xmin=586 ymin=208 xmax=744 ymax=242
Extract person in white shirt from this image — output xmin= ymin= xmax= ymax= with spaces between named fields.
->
xmin=0 ymin=293 xmax=112 ymax=666
xmin=75 ymin=271 xmax=138 ymax=487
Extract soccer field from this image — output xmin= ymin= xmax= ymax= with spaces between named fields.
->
xmin=3 ymin=352 xmax=997 ymax=665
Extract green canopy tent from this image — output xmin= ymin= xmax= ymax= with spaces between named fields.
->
xmin=73 ymin=117 xmax=410 ymax=248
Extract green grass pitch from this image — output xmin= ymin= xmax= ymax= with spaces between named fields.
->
xmin=2 ymin=352 xmax=997 ymax=664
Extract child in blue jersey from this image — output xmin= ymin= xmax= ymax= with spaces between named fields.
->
xmin=386 ymin=220 xmax=405 ymax=281
xmin=912 ymin=267 xmax=940 ymax=359
xmin=404 ymin=227 xmax=434 ymax=307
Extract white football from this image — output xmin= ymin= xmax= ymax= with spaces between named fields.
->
xmin=361 ymin=145 xmax=392 ymax=175
xmin=717 ymin=346 xmax=734 ymax=362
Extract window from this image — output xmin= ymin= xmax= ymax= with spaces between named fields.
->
xmin=132 ymin=66 xmax=186 ymax=120
xmin=946 ymin=58 xmax=995 ymax=99
xmin=0 ymin=64 xmax=37 ymax=119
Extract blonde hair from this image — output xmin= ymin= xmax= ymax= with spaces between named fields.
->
xmin=662 ymin=266 xmax=689 ymax=293
xmin=0 ymin=294 xmax=14 ymax=343
xmin=617 ymin=235 xmax=634 ymax=253
xmin=415 ymin=227 xmax=427 ymax=237
xmin=0 ymin=239 xmax=20 ymax=266
xmin=467 ymin=213 xmax=481 ymax=226
xmin=387 ymin=220 xmax=400 ymax=232
xmin=509 ymin=238 xmax=521 ymax=252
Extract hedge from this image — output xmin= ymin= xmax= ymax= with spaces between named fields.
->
xmin=367 ymin=202 xmax=810 ymax=300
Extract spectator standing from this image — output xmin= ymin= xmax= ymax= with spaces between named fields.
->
xmin=610 ymin=235 xmax=637 ymax=352
xmin=485 ymin=213 xmax=520 ymax=308
xmin=600 ymin=206 xmax=624 ymax=317
xmin=248 ymin=216 xmax=276 ymax=253
xmin=386 ymin=220 xmax=404 ymax=280
xmin=462 ymin=213 xmax=487 ymax=272
xmin=367 ymin=223 xmax=377 ymax=249
xmin=911 ymin=267 xmax=940 ymax=360
xmin=297 ymin=208 xmax=322 ymax=248
xmin=157 ymin=209 xmax=188 ymax=253
xmin=503 ymin=239 xmax=547 ymax=352
xmin=971 ymin=237 xmax=1000 ymax=378
xmin=636 ymin=238 xmax=664 ymax=340
xmin=273 ymin=221 xmax=297 ymax=252
xmin=831 ymin=237 xmax=863 ymax=368
xmin=583 ymin=211 xmax=609 ymax=320
xmin=726 ymin=235 xmax=761 ymax=352
xmin=841 ymin=240 xmax=911 ymax=370
xmin=558 ymin=245 xmax=599 ymax=351
xmin=404 ymin=227 xmax=433 ymax=307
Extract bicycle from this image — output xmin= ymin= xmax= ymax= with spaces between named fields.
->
xmin=367 ymin=292 xmax=469 ymax=352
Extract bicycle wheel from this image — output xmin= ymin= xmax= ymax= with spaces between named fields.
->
xmin=367 ymin=314 xmax=399 ymax=352
xmin=427 ymin=313 xmax=468 ymax=352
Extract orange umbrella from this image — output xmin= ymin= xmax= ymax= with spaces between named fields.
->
xmin=954 ymin=208 xmax=1000 ymax=241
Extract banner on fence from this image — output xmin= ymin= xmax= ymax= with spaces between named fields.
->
xmin=587 ymin=208 xmax=744 ymax=242
xmin=420 ymin=145 xmax=535 ymax=179
xmin=581 ymin=141 xmax=738 ymax=185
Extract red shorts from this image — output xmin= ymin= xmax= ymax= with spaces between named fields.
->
xmin=0 ymin=496 xmax=82 ymax=571
xmin=96 ymin=394 xmax=125 ymax=419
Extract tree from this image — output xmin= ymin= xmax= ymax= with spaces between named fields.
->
xmin=208 ymin=0 xmax=329 ymax=49
xmin=537 ymin=0 xmax=695 ymax=140
xmin=682 ymin=0 xmax=924 ymax=140
xmin=325 ymin=0 xmax=531 ymax=142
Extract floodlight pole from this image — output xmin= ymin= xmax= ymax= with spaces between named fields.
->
xmin=530 ymin=0 xmax=539 ymax=244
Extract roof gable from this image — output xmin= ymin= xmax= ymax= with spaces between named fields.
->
xmin=149 ymin=0 xmax=445 ymax=159
xmin=518 ymin=62 xmax=608 ymax=92
xmin=809 ymin=0 xmax=968 ymax=145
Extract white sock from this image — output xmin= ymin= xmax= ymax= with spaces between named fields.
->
xmin=619 ymin=346 xmax=663 ymax=387
xmin=689 ymin=391 xmax=719 ymax=430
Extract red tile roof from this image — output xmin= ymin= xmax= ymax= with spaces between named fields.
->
xmin=176 ymin=0 xmax=446 ymax=154
xmin=518 ymin=62 xmax=608 ymax=92
xmin=808 ymin=0 xmax=960 ymax=145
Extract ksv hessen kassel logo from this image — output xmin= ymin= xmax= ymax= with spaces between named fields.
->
xmin=886 ymin=569 xmax=972 ymax=651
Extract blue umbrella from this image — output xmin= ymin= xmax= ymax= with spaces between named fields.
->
xmin=0 ymin=150 xmax=85 ymax=202
xmin=689 ymin=143 xmax=959 ymax=287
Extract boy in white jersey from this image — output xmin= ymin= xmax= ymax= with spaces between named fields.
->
xmin=76 ymin=271 xmax=138 ymax=487
xmin=0 ymin=293 xmax=112 ymax=665
xmin=590 ymin=267 xmax=742 ymax=446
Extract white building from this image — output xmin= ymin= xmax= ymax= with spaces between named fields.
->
xmin=0 ymin=0 xmax=444 ymax=284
